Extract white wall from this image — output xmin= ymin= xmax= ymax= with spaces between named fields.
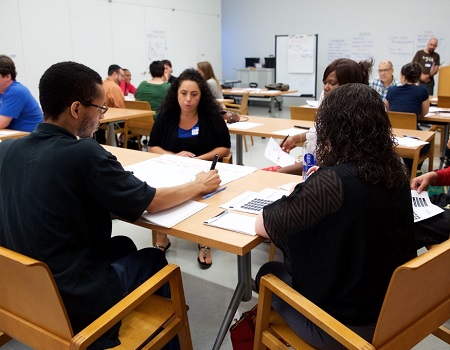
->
xmin=221 ymin=0 xmax=450 ymax=98
xmin=0 ymin=0 xmax=222 ymax=99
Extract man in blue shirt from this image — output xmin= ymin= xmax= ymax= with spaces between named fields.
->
xmin=0 ymin=55 xmax=43 ymax=131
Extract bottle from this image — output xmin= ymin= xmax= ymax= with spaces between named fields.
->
xmin=302 ymin=127 xmax=317 ymax=180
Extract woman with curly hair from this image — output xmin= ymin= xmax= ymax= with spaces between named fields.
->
xmin=149 ymin=68 xmax=231 ymax=268
xmin=255 ymin=83 xmax=416 ymax=349
xmin=278 ymin=58 xmax=373 ymax=175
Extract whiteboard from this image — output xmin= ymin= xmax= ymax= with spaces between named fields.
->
xmin=275 ymin=34 xmax=318 ymax=98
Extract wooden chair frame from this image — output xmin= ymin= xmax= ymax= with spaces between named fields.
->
xmin=254 ymin=239 xmax=450 ymax=350
xmin=388 ymin=111 xmax=434 ymax=178
xmin=290 ymin=106 xmax=317 ymax=122
xmin=224 ymin=92 xmax=253 ymax=152
xmin=0 ymin=247 xmax=192 ymax=350
xmin=123 ymin=100 xmax=154 ymax=151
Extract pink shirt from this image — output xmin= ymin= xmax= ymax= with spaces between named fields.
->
xmin=120 ymin=80 xmax=137 ymax=96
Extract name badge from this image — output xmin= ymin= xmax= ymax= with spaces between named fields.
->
xmin=192 ymin=127 xmax=199 ymax=136
xmin=425 ymin=62 xmax=431 ymax=68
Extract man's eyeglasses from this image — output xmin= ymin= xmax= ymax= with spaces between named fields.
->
xmin=378 ymin=68 xmax=392 ymax=73
xmin=79 ymin=101 xmax=108 ymax=115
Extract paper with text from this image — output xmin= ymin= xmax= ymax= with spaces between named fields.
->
xmin=141 ymin=200 xmax=207 ymax=228
xmin=264 ymin=137 xmax=296 ymax=167
xmin=411 ymin=190 xmax=444 ymax=223
xmin=125 ymin=154 xmax=256 ymax=187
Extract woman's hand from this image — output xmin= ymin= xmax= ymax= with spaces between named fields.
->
xmin=307 ymin=165 xmax=319 ymax=176
xmin=177 ymin=151 xmax=196 ymax=158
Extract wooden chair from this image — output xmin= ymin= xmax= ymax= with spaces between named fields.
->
xmin=123 ymin=100 xmax=154 ymax=151
xmin=388 ymin=111 xmax=434 ymax=178
xmin=224 ymin=92 xmax=253 ymax=152
xmin=290 ymin=106 xmax=317 ymax=122
xmin=0 ymin=247 xmax=193 ymax=350
xmin=254 ymin=239 xmax=450 ymax=350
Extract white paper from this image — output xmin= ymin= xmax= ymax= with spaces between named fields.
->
xmin=220 ymin=188 xmax=288 ymax=214
xmin=411 ymin=190 xmax=444 ymax=223
xmin=227 ymin=121 xmax=262 ymax=130
xmin=204 ymin=211 xmax=256 ymax=236
xmin=271 ymin=128 xmax=308 ymax=137
xmin=306 ymin=100 xmax=320 ymax=107
xmin=264 ymin=137 xmax=296 ymax=167
xmin=395 ymin=137 xmax=428 ymax=147
xmin=141 ymin=200 xmax=207 ymax=228
xmin=125 ymin=154 xmax=256 ymax=187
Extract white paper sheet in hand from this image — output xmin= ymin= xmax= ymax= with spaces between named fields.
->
xmin=264 ymin=137 xmax=296 ymax=167
xmin=411 ymin=190 xmax=444 ymax=223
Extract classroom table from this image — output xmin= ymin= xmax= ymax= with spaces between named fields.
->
xmin=103 ymin=145 xmax=300 ymax=350
xmin=418 ymin=107 xmax=450 ymax=168
xmin=227 ymin=115 xmax=435 ymax=178
xmin=0 ymin=129 xmax=29 ymax=140
xmin=101 ymin=107 xmax=155 ymax=147
xmin=222 ymin=88 xmax=298 ymax=117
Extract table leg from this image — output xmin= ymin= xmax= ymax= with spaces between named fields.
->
xmin=107 ymin=122 xmax=117 ymax=147
xmin=212 ymin=253 xmax=252 ymax=350
xmin=236 ymin=134 xmax=244 ymax=165
xmin=439 ymin=124 xmax=449 ymax=169
xmin=269 ymin=97 xmax=276 ymax=118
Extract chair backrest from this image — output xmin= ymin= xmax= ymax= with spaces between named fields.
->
xmin=290 ymin=106 xmax=317 ymax=121
xmin=0 ymin=247 xmax=73 ymax=342
xmin=224 ymin=92 xmax=249 ymax=115
xmin=438 ymin=66 xmax=450 ymax=108
xmin=372 ymin=239 xmax=450 ymax=349
xmin=387 ymin=111 xmax=417 ymax=129
xmin=125 ymin=100 xmax=152 ymax=111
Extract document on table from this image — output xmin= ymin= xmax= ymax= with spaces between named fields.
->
xmin=395 ymin=137 xmax=428 ymax=147
xmin=227 ymin=121 xmax=263 ymax=130
xmin=141 ymin=200 xmax=207 ymax=228
xmin=271 ymin=128 xmax=308 ymax=137
xmin=125 ymin=154 xmax=256 ymax=187
xmin=411 ymin=190 xmax=444 ymax=223
xmin=0 ymin=130 xmax=22 ymax=136
xmin=264 ymin=137 xmax=296 ymax=167
xmin=204 ymin=210 xmax=256 ymax=236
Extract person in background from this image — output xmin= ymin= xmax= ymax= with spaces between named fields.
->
xmin=0 ymin=61 xmax=220 ymax=349
xmin=0 ymin=55 xmax=43 ymax=131
xmin=149 ymin=68 xmax=231 ymax=268
xmin=255 ymin=83 xmax=416 ymax=349
xmin=412 ymin=37 xmax=440 ymax=96
xmin=135 ymin=61 xmax=170 ymax=120
xmin=411 ymin=138 xmax=450 ymax=249
xmin=385 ymin=62 xmax=430 ymax=173
xmin=369 ymin=59 xmax=401 ymax=101
xmin=277 ymin=58 xmax=373 ymax=175
xmin=162 ymin=59 xmax=177 ymax=84
xmin=104 ymin=64 xmax=125 ymax=108
xmin=120 ymin=68 xmax=137 ymax=96
xmin=196 ymin=61 xmax=223 ymax=99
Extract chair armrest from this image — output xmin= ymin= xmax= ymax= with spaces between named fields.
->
xmin=70 ymin=264 xmax=179 ymax=350
xmin=259 ymin=274 xmax=375 ymax=350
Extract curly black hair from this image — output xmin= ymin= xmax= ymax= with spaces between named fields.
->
xmin=315 ymin=83 xmax=408 ymax=189
xmin=39 ymin=61 xmax=102 ymax=121
xmin=159 ymin=68 xmax=221 ymax=118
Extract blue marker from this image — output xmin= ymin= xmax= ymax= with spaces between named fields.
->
xmin=202 ymin=186 xmax=227 ymax=200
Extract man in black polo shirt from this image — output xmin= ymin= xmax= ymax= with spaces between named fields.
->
xmin=0 ymin=61 xmax=220 ymax=349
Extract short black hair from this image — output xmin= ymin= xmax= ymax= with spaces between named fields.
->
xmin=108 ymin=64 xmax=122 ymax=76
xmin=401 ymin=62 xmax=422 ymax=83
xmin=39 ymin=61 xmax=102 ymax=120
xmin=149 ymin=61 xmax=164 ymax=78
xmin=0 ymin=55 xmax=17 ymax=80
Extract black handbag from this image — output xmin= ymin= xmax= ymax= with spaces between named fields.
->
xmin=265 ymin=83 xmax=289 ymax=91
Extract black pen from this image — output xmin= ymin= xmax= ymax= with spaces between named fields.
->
xmin=294 ymin=125 xmax=310 ymax=130
xmin=210 ymin=154 xmax=219 ymax=170
xmin=280 ymin=134 xmax=289 ymax=148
